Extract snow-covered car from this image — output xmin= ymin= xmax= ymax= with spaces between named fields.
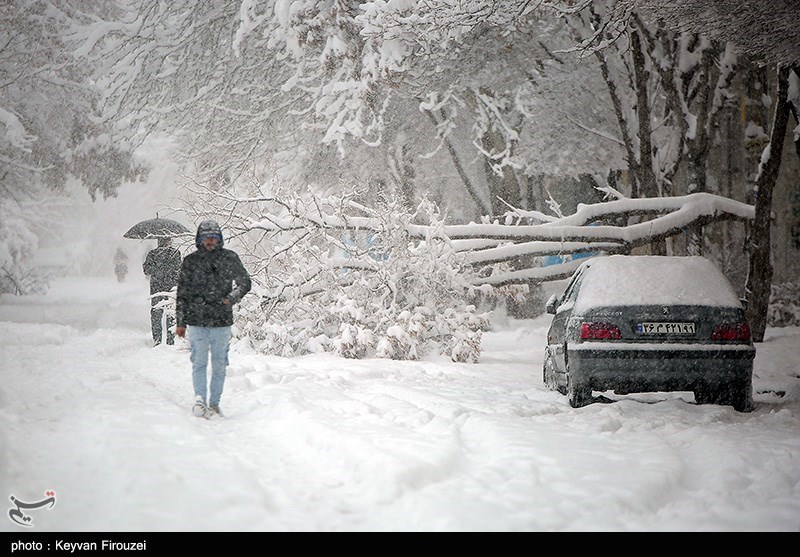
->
xmin=543 ymin=255 xmax=755 ymax=411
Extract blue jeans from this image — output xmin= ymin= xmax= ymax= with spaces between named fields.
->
xmin=188 ymin=326 xmax=232 ymax=406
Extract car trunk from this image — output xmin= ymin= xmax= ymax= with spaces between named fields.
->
xmin=575 ymin=305 xmax=750 ymax=345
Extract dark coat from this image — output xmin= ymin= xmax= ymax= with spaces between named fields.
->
xmin=143 ymin=247 xmax=182 ymax=294
xmin=175 ymin=246 xmax=251 ymax=328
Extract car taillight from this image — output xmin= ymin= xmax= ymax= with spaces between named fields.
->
xmin=580 ymin=322 xmax=622 ymax=340
xmin=711 ymin=323 xmax=751 ymax=342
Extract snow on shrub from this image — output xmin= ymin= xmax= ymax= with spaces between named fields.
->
xmin=0 ymin=198 xmax=51 ymax=295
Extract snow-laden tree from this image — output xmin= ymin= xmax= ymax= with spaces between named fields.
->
xmin=71 ymin=0 xmax=796 ymax=336
xmin=629 ymin=0 xmax=800 ymax=67
xmin=565 ymin=0 xmax=800 ymax=341
xmin=345 ymin=1 xmax=776 ymax=321
xmin=347 ymin=1 xmax=629 ymax=217
xmin=72 ymin=0 xmax=377 ymax=185
xmin=0 ymin=1 xmax=147 ymax=293
xmin=548 ymin=2 xmax=745 ymax=265
xmin=75 ymin=1 xmax=625 ymax=212
xmin=0 ymin=194 xmax=76 ymax=294
xmin=182 ymin=181 xmax=499 ymax=361
xmin=180 ymin=176 xmax=753 ymax=360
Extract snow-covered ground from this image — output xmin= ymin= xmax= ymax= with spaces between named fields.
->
xmin=1 ymin=274 xmax=799 ymax=532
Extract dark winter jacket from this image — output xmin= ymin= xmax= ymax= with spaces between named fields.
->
xmin=143 ymin=247 xmax=182 ymax=294
xmin=175 ymin=223 xmax=251 ymax=328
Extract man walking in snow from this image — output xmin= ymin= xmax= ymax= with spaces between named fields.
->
xmin=143 ymin=237 xmax=182 ymax=345
xmin=175 ymin=220 xmax=251 ymax=418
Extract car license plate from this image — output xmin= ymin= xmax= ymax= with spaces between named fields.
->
xmin=636 ymin=322 xmax=696 ymax=335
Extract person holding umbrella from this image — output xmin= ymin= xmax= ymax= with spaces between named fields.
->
xmin=124 ymin=216 xmax=190 ymax=346
xmin=143 ymin=237 xmax=182 ymax=346
xmin=175 ymin=220 xmax=251 ymax=418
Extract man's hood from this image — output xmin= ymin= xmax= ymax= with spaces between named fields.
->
xmin=195 ymin=220 xmax=224 ymax=249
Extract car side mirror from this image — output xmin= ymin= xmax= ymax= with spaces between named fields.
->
xmin=740 ymin=298 xmax=748 ymax=311
xmin=546 ymin=294 xmax=559 ymax=315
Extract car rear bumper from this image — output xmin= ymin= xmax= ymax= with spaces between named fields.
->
xmin=567 ymin=343 xmax=755 ymax=393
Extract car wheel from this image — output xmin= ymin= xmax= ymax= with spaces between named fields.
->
xmin=543 ymin=352 xmax=566 ymax=395
xmin=729 ymin=378 xmax=754 ymax=413
xmin=695 ymin=380 xmax=753 ymax=413
xmin=693 ymin=384 xmax=715 ymax=405
xmin=567 ymin=370 xmax=592 ymax=408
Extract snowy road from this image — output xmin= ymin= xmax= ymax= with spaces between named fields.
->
xmin=1 ymin=276 xmax=799 ymax=531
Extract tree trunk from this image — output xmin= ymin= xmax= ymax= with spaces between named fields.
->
xmin=745 ymin=65 xmax=792 ymax=341
xmin=630 ymin=29 xmax=659 ymax=199
xmin=630 ymin=28 xmax=667 ymax=255
xmin=683 ymin=45 xmax=718 ymax=256
xmin=481 ymin=127 xmax=523 ymax=217
xmin=685 ymin=160 xmax=707 ymax=256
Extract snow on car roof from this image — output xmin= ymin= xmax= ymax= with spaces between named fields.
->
xmin=573 ymin=255 xmax=742 ymax=312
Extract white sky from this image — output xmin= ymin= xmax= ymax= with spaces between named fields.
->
xmin=1 ymin=274 xmax=798 ymax=532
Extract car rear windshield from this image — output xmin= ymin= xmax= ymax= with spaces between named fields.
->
xmin=573 ymin=255 xmax=742 ymax=312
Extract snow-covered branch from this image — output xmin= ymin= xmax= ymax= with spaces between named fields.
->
xmin=239 ymin=190 xmax=753 ymax=255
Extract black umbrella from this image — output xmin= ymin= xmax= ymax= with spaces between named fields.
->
xmin=123 ymin=217 xmax=190 ymax=239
